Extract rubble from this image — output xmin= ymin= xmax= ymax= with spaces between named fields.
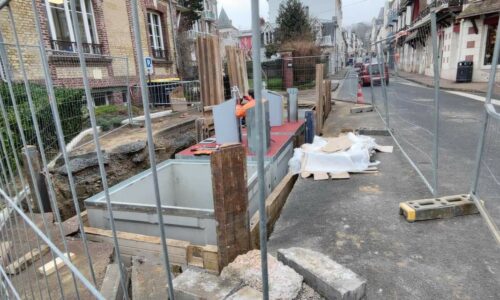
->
xmin=220 ymin=250 xmax=303 ymax=300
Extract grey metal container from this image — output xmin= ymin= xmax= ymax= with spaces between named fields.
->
xmin=85 ymin=159 xmax=263 ymax=245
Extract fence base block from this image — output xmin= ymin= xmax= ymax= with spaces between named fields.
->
xmin=399 ymin=194 xmax=479 ymax=222
xmin=350 ymin=105 xmax=374 ymax=114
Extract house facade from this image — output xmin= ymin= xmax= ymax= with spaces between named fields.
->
xmin=0 ymin=0 xmax=178 ymax=104
xmin=381 ymin=0 xmax=500 ymax=83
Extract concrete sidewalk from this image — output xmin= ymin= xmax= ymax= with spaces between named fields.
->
xmin=397 ymin=71 xmax=500 ymax=98
xmin=268 ymin=101 xmax=500 ymax=299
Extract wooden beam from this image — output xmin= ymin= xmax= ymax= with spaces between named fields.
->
xmin=211 ymin=143 xmax=250 ymax=269
xmin=6 ymin=245 xmax=49 ymax=275
xmin=37 ymin=252 xmax=75 ymax=276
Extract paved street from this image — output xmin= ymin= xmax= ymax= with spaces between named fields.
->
xmin=363 ymin=75 xmax=500 ymax=201
xmin=269 ymin=94 xmax=500 ymax=299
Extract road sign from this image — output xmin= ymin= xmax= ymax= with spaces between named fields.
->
xmin=145 ymin=56 xmax=153 ymax=75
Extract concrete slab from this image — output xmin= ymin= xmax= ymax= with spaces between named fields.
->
xmin=132 ymin=257 xmax=168 ymax=299
xmin=100 ymin=264 xmax=128 ymax=300
xmin=277 ymin=247 xmax=366 ymax=300
xmin=172 ymin=268 xmax=240 ymax=300
xmin=226 ymin=286 xmax=262 ymax=299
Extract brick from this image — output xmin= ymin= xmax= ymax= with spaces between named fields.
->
xmin=277 ymin=247 xmax=367 ymax=300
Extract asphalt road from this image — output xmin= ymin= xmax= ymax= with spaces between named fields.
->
xmin=363 ymin=76 xmax=500 ymax=201
xmin=268 ymin=77 xmax=500 ymax=299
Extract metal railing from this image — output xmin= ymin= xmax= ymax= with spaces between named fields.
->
xmin=469 ymin=20 xmax=500 ymax=245
xmin=151 ymin=48 xmax=168 ymax=59
xmin=51 ymin=40 xmax=103 ymax=55
xmin=0 ymin=0 xmax=269 ymax=299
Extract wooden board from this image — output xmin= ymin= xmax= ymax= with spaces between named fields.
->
xmin=37 ymin=252 xmax=75 ymax=276
xmin=322 ymin=135 xmax=353 ymax=153
xmin=226 ymin=46 xmax=249 ymax=96
xmin=83 ymin=226 xmax=219 ymax=273
xmin=6 ymin=244 xmax=49 ymax=274
xmin=195 ymin=35 xmax=225 ymax=107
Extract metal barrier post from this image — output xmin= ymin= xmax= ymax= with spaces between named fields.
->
xmin=430 ymin=12 xmax=440 ymax=197
xmin=130 ymin=0 xmax=176 ymax=298
xmin=377 ymin=43 xmax=389 ymax=128
xmin=468 ymin=20 xmax=500 ymax=245
xmin=251 ymin=0 xmax=269 ymax=299
xmin=68 ymin=0 xmax=130 ymax=297
xmin=369 ymin=54 xmax=375 ymax=105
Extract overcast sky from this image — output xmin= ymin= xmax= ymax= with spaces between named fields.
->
xmin=217 ymin=0 xmax=386 ymax=29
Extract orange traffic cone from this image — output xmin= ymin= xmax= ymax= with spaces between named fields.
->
xmin=356 ymin=84 xmax=365 ymax=104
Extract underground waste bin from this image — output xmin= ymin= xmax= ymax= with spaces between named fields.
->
xmin=456 ymin=61 xmax=473 ymax=83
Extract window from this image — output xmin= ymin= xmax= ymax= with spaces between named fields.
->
xmin=147 ymin=12 xmax=166 ymax=59
xmin=484 ymin=23 xmax=499 ymax=65
xmin=46 ymin=0 xmax=101 ymax=54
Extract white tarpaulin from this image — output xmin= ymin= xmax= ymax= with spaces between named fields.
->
xmin=289 ymin=133 xmax=381 ymax=175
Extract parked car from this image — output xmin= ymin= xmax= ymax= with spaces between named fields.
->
xmin=354 ymin=62 xmax=364 ymax=75
xmin=359 ymin=63 xmax=389 ymax=86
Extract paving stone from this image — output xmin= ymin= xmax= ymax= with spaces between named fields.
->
xmin=226 ymin=286 xmax=262 ymax=299
xmin=220 ymin=250 xmax=303 ymax=300
xmin=172 ymin=268 xmax=240 ymax=300
xmin=111 ymin=140 xmax=146 ymax=154
xmin=277 ymin=247 xmax=366 ymax=300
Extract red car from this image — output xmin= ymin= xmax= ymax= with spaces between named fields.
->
xmin=359 ymin=63 xmax=389 ymax=86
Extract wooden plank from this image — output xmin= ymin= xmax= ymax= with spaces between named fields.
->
xmin=6 ymin=245 xmax=49 ymax=274
xmin=83 ymin=226 xmax=190 ymax=266
xmin=37 ymin=252 xmax=75 ymax=276
xmin=251 ymin=173 xmax=298 ymax=249
xmin=313 ymin=172 xmax=329 ymax=181
xmin=330 ymin=172 xmax=351 ymax=180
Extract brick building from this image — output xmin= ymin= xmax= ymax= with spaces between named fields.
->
xmin=0 ymin=0 xmax=178 ymax=105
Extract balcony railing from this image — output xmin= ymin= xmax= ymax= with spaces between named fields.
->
xmin=151 ymin=48 xmax=167 ymax=59
xmin=51 ymin=40 xmax=103 ymax=55
xmin=202 ymin=10 xmax=216 ymax=21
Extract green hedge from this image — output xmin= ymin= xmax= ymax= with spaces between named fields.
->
xmin=0 ymin=82 xmax=85 ymax=162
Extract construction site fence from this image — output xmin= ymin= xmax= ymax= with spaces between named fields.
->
xmin=0 ymin=0 xmax=275 ymax=297
xmin=369 ymin=12 xmax=500 ymax=245
xmin=246 ymin=55 xmax=331 ymax=92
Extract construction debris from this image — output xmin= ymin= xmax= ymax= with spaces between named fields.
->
xmin=6 ymin=245 xmax=49 ymax=275
xmin=220 ymin=250 xmax=303 ymax=300
xmin=289 ymin=133 xmax=392 ymax=179
xmin=400 ymin=194 xmax=479 ymax=222
xmin=100 ymin=264 xmax=128 ymax=300
xmin=172 ymin=268 xmax=241 ymax=299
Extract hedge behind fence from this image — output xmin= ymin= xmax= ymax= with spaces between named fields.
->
xmin=0 ymin=82 xmax=85 ymax=164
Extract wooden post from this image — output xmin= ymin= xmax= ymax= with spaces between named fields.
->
xmin=315 ymin=64 xmax=325 ymax=135
xmin=195 ymin=35 xmax=225 ymax=107
xmin=22 ymin=146 xmax=51 ymax=213
xmin=210 ymin=144 xmax=250 ymax=269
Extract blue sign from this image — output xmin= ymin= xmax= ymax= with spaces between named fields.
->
xmin=145 ymin=56 xmax=153 ymax=75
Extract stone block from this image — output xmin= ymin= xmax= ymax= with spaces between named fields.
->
xmin=277 ymin=247 xmax=366 ymax=300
